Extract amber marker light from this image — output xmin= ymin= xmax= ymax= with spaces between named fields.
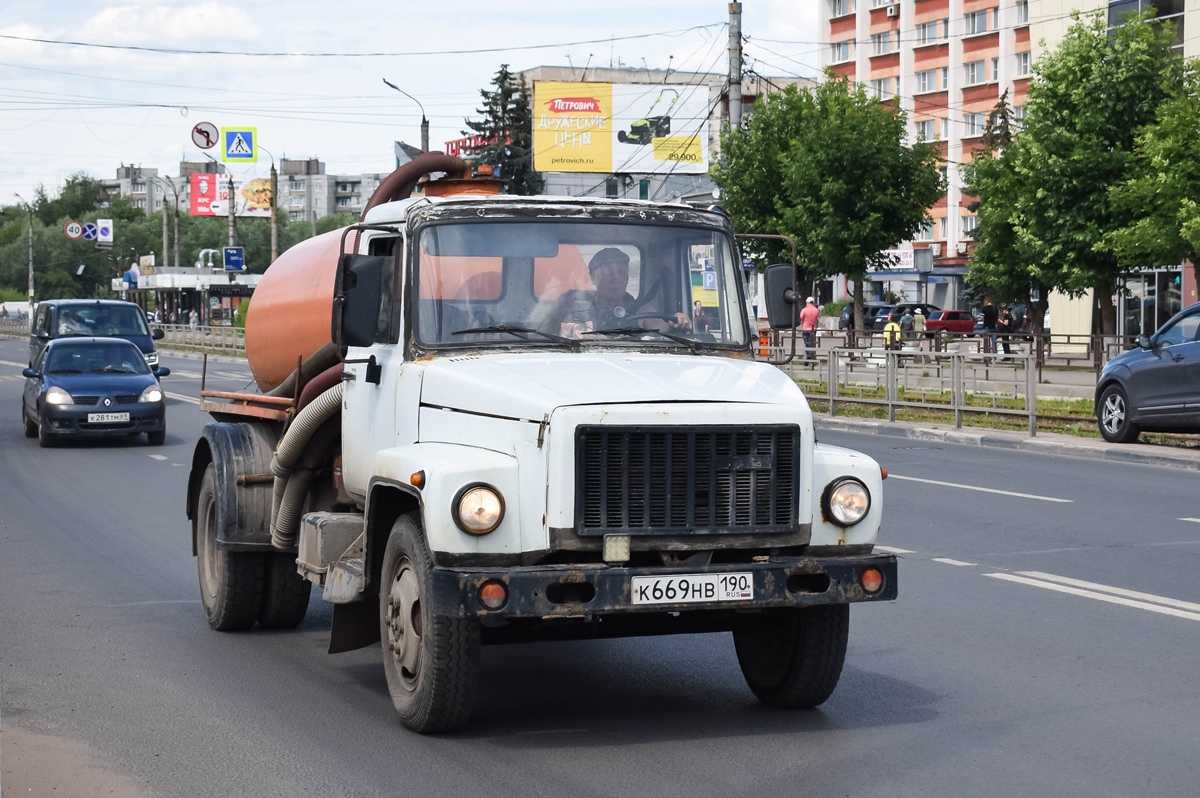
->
xmin=861 ymin=568 xmax=884 ymax=594
xmin=478 ymin=580 xmax=508 ymax=610
xmin=410 ymin=471 xmax=425 ymax=489
xmin=881 ymin=468 xmax=888 ymax=480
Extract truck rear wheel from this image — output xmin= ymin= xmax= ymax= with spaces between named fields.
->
xmin=195 ymin=464 xmax=265 ymax=631
xmin=258 ymin=553 xmax=312 ymax=629
xmin=733 ymin=604 xmax=849 ymax=708
xmin=379 ymin=512 xmax=480 ymax=733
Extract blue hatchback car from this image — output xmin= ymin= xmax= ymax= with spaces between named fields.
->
xmin=1095 ymin=302 xmax=1200 ymax=442
xmin=22 ymin=337 xmax=171 ymax=448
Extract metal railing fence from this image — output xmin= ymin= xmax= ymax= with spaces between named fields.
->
xmin=156 ymin=323 xmax=246 ymax=355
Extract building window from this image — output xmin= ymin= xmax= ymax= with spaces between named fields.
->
xmin=992 ymin=57 xmax=999 ymax=80
xmin=870 ymin=0 xmax=891 ymax=6
xmin=871 ymin=32 xmax=893 ymax=55
xmin=639 ymin=179 xmax=650 ymax=200
xmin=915 ymin=118 xmax=938 ymax=140
xmin=916 ymin=69 xmax=937 ymax=93
xmin=1016 ymin=0 xmax=1029 ymax=24
xmin=916 ymin=21 xmax=938 ymax=44
xmin=915 ymin=220 xmax=934 ymax=241
xmin=831 ymin=41 xmax=851 ymax=63
xmin=1013 ymin=104 xmax=1026 ymax=121
xmin=871 ymin=77 xmax=893 ymax=99
xmin=965 ymin=60 xmax=985 ymax=86
xmin=938 ymin=217 xmax=948 ymax=239
xmin=831 ymin=0 xmax=851 ymax=16
xmin=962 ymin=215 xmax=979 ymax=237
xmin=1015 ymin=51 xmax=1032 ymax=76
xmin=965 ymin=9 xmax=988 ymax=34
xmin=964 ymin=112 xmax=985 ymax=136
xmin=605 ymin=177 xmax=619 ymax=198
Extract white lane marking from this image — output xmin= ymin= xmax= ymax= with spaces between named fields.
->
xmin=149 ymin=454 xmax=168 ymax=461
xmin=172 ymin=371 xmax=203 ymax=378
xmin=887 ymin=473 xmax=1073 ymax=503
xmin=875 ymin=545 xmax=915 ymax=554
xmin=932 ymin=558 xmax=976 ymax=566
xmin=1180 ymin=518 xmax=1200 ymax=524
xmin=1017 ymin=571 xmax=1200 ymax=614
xmin=109 ymin=599 xmax=201 ymax=607
xmin=0 ymin=359 xmax=27 ymax=368
xmin=172 ymin=463 xmax=186 ymax=467
xmin=166 ymin=391 xmax=200 ymax=405
xmin=1 ymin=375 xmax=22 ymax=381
xmin=985 ymin=573 xmax=1200 ymax=623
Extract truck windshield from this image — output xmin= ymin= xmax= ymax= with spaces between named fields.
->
xmin=415 ymin=221 xmax=749 ymax=349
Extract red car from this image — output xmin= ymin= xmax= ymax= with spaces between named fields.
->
xmin=925 ymin=310 xmax=975 ymax=335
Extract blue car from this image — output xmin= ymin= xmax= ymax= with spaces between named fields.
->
xmin=22 ymin=337 xmax=171 ymax=448
xmin=1095 ymin=302 xmax=1200 ymax=443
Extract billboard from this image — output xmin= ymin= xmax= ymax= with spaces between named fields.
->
xmin=190 ymin=173 xmax=272 ymax=217
xmin=533 ymin=82 xmax=710 ymax=175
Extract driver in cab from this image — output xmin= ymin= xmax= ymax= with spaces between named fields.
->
xmin=559 ymin=248 xmax=692 ymax=339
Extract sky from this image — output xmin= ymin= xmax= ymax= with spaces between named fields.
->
xmin=0 ymin=1 xmax=817 ymax=202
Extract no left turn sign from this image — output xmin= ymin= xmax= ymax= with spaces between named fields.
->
xmin=64 ymin=220 xmax=83 ymax=240
xmin=192 ymin=121 xmax=218 ymax=150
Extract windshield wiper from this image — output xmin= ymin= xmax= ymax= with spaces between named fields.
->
xmin=48 ymin=368 xmax=82 ymax=374
xmin=96 ymin=366 xmax=136 ymax=373
xmin=451 ymin=324 xmax=576 ymax=346
xmin=585 ymin=326 xmax=699 ymax=353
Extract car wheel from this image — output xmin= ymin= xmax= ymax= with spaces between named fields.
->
xmin=147 ymin=429 xmax=166 ymax=446
xmin=380 ymin=511 xmax=480 ymax=733
xmin=733 ymin=604 xmax=849 ymax=708
xmin=1098 ymin=384 xmax=1140 ymax=444
xmin=37 ymin=418 xmax=56 ymax=448
xmin=22 ymin=407 xmax=36 ymax=438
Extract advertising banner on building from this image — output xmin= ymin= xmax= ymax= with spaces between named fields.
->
xmin=532 ymin=81 xmax=710 ymax=175
xmin=189 ymin=173 xmax=272 ymax=217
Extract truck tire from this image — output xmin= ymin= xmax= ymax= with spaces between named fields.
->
xmin=258 ymin=552 xmax=312 ymax=629
xmin=195 ymin=464 xmax=265 ymax=631
xmin=733 ymin=604 xmax=849 ymax=709
xmin=379 ymin=512 xmax=480 ymax=733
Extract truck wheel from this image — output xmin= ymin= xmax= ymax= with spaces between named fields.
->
xmin=733 ymin=604 xmax=849 ymax=709
xmin=195 ymin=464 xmax=265 ymax=631
xmin=258 ymin=553 xmax=312 ymax=629
xmin=379 ymin=512 xmax=480 ymax=733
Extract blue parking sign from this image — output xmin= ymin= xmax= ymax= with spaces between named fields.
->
xmin=223 ymin=247 xmax=245 ymax=272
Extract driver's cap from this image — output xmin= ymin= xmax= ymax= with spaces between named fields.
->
xmin=589 ymin=247 xmax=630 ymax=272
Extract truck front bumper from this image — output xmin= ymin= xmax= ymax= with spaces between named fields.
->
xmin=431 ymin=554 xmax=897 ymax=619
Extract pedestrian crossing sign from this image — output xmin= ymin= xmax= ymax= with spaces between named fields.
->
xmin=220 ymin=127 xmax=257 ymax=162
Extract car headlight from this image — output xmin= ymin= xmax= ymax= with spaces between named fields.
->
xmin=139 ymin=384 xmax=163 ymax=403
xmin=823 ymin=478 xmax=871 ymax=526
xmin=453 ymin=484 xmax=505 ymax=535
xmin=45 ymin=386 xmax=74 ymax=405
xmin=145 ymin=352 xmax=159 ymax=366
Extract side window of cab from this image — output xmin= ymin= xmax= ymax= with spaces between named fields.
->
xmin=1157 ymin=313 xmax=1200 ymax=348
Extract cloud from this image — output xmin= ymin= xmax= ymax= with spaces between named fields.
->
xmin=84 ymin=2 xmax=262 ymax=43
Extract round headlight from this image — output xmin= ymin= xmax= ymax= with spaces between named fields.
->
xmin=825 ymin=479 xmax=870 ymax=526
xmin=45 ymin=386 xmax=74 ymax=405
xmin=454 ymin=485 xmax=504 ymax=535
xmin=139 ymin=384 xmax=163 ymax=403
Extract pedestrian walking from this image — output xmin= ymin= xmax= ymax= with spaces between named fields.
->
xmin=913 ymin=307 xmax=926 ymax=338
xmin=899 ymin=308 xmax=915 ymax=342
xmin=799 ymin=296 xmax=820 ymax=364
xmin=189 ymin=309 xmax=199 ymax=330
xmin=997 ymin=306 xmax=1014 ymax=358
xmin=693 ymin=300 xmax=710 ymax=333
xmin=981 ymin=300 xmax=999 ymax=353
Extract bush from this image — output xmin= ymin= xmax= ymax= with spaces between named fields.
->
xmin=821 ymin=300 xmax=849 ymax=318
xmin=234 ymin=297 xmax=250 ymax=328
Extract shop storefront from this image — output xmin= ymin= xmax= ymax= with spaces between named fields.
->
xmin=1119 ymin=266 xmax=1185 ymax=338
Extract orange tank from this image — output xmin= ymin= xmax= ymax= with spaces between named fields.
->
xmin=244 ymin=228 xmax=346 ymax=392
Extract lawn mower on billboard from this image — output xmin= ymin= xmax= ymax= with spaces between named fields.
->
xmin=617 ymin=88 xmax=680 ymax=145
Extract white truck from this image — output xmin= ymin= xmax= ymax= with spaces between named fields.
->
xmin=186 ymin=154 xmax=896 ymax=733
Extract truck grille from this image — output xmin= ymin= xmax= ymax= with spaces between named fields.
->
xmin=575 ymin=425 xmax=800 ymax=535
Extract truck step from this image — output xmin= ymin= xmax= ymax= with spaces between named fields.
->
xmin=323 ymin=557 xmax=366 ymax=604
xmin=297 ymin=512 xmax=364 ymax=584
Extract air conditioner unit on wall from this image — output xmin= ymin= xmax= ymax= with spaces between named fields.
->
xmin=886 ymin=4 xmax=899 ymax=17
xmin=956 ymin=242 xmax=969 ymax=256
xmin=930 ymin=243 xmax=941 ymax=257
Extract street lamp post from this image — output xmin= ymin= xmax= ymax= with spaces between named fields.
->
xmin=150 ymin=175 xmax=181 ymax=269
xmin=259 ymin=144 xmax=279 ymax=263
xmin=382 ymin=78 xmax=429 ymax=152
xmin=13 ymin=193 xmax=34 ymax=330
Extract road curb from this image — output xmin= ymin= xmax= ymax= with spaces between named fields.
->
xmin=813 ymin=415 xmax=1200 ymax=472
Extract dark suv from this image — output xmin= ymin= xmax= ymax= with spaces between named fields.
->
xmin=874 ymin=303 xmax=942 ymax=330
xmin=29 ymin=299 xmax=164 ymax=369
xmin=1095 ymin=302 xmax=1200 ymax=442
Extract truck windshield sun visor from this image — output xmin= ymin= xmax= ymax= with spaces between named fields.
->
xmin=414 ymin=220 xmax=750 ymax=350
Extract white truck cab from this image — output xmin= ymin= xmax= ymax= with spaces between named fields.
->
xmin=187 ymin=166 xmax=896 ymax=734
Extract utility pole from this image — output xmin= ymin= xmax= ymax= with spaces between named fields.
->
xmin=270 ymin=160 xmax=279 ymax=262
xmin=160 ymin=181 xmax=168 ymax=271
xmin=227 ymin=174 xmax=236 ymax=247
xmin=13 ymin=193 xmax=33 ymax=328
xmin=728 ymin=1 xmax=743 ymax=130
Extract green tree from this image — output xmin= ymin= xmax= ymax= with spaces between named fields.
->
xmin=32 ymin=173 xmax=103 ymax=227
xmin=971 ymin=11 xmax=1179 ymax=334
xmin=463 ymin=65 xmax=543 ymax=195
xmin=1103 ymin=60 xmax=1200 ymax=301
xmin=714 ymin=77 xmax=944 ymax=331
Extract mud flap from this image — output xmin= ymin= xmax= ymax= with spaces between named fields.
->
xmin=329 ymin=601 xmax=381 ymax=654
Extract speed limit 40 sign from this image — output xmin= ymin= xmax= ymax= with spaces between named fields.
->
xmin=64 ymin=220 xmax=83 ymax=240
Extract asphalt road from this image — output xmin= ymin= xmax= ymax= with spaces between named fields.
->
xmin=1 ymin=336 xmax=1198 ymax=798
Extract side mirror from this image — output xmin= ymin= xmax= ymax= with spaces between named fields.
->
xmin=154 ymin=367 xmax=171 ymax=378
xmin=22 ymin=368 xmax=38 ymax=379
xmin=36 ymin=330 xmax=49 ymax=340
xmin=1137 ymin=334 xmax=1152 ymax=349
xmin=332 ymin=254 xmax=386 ymax=348
xmin=762 ymin=262 xmax=798 ymax=330
xmin=152 ymin=328 xmax=165 ymax=340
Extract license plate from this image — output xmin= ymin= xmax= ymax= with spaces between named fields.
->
xmin=630 ymin=572 xmax=754 ymax=605
xmin=87 ymin=412 xmax=130 ymax=423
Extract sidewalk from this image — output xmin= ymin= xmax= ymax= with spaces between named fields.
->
xmin=814 ymin=413 xmax=1200 ymax=472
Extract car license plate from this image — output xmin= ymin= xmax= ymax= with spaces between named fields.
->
xmin=87 ymin=412 xmax=130 ymax=423
xmin=630 ymin=572 xmax=754 ymax=605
